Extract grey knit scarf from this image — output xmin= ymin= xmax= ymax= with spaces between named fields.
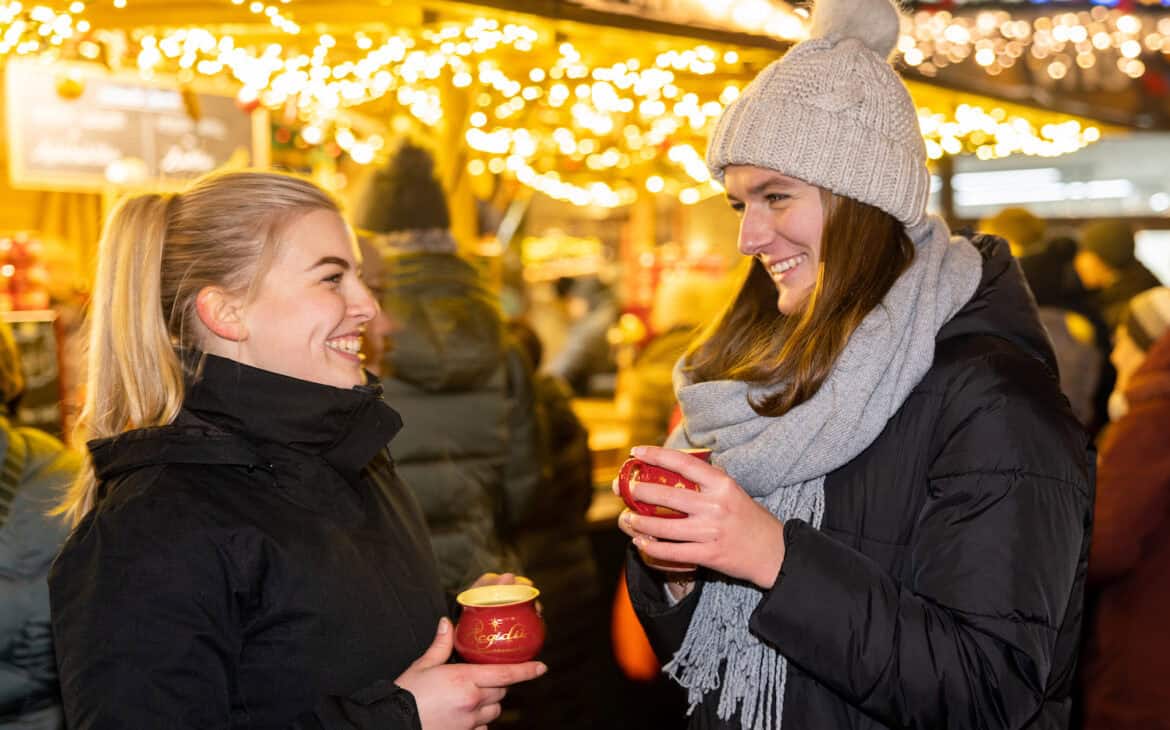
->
xmin=662 ymin=216 xmax=983 ymax=730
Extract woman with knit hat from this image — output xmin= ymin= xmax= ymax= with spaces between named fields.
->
xmin=1082 ymin=287 xmax=1170 ymax=729
xmin=616 ymin=0 xmax=1093 ymax=727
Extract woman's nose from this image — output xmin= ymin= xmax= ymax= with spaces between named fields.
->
xmin=737 ymin=209 xmax=770 ymax=256
xmin=350 ymin=282 xmax=379 ymax=322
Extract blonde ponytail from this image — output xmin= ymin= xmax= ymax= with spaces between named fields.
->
xmin=60 ymin=195 xmax=186 ymax=525
xmin=58 ymin=170 xmax=339 ymax=525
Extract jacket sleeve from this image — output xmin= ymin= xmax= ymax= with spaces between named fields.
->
xmin=1088 ymin=395 xmax=1170 ymax=583
xmin=49 ymin=499 xmax=422 ymax=730
xmin=748 ymin=356 xmax=1091 ymax=730
xmin=624 ymin=548 xmax=703 ymax=662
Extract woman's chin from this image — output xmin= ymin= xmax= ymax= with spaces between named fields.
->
xmin=775 ymin=289 xmax=810 ymax=316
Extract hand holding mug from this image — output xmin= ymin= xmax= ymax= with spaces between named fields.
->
xmin=615 ymin=447 xmax=711 ymax=573
xmin=453 ymin=583 xmax=545 ymax=665
xmin=616 ymin=445 xmax=787 ymax=590
xmin=396 ymin=618 xmax=547 ymax=730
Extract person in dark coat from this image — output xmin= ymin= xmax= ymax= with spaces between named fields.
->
xmin=356 ymin=143 xmax=541 ymax=594
xmin=0 ymin=320 xmax=78 ymax=730
xmin=501 ymin=319 xmax=615 ymax=730
xmin=48 ymin=170 xmax=545 ymax=730
xmin=1016 ymin=238 xmax=1107 ymax=429
xmin=614 ymin=0 xmax=1093 ymax=728
xmin=1081 ymin=287 xmax=1170 ymax=729
xmin=1075 ymin=219 xmax=1162 ymax=330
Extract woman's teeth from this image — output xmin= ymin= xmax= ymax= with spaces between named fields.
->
xmin=769 ymin=254 xmax=808 ymax=276
xmin=326 ymin=336 xmax=362 ymax=355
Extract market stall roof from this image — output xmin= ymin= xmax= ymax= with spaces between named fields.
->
xmin=0 ymin=0 xmax=1131 ymax=206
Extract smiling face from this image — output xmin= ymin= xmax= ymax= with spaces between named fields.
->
xmin=232 ymin=209 xmax=377 ymax=389
xmin=724 ymin=165 xmax=825 ymax=315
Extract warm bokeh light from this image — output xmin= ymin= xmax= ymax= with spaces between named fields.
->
xmin=0 ymin=0 xmax=1115 ymax=207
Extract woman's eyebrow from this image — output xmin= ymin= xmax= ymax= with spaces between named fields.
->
xmin=747 ymin=178 xmax=799 ymax=196
xmin=305 ymin=256 xmax=351 ymax=272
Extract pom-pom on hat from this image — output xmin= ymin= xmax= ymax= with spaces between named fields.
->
xmin=1123 ymin=286 xmax=1170 ymax=352
xmin=705 ymin=0 xmax=930 ymax=228
xmin=355 ymin=141 xmax=456 ymax=254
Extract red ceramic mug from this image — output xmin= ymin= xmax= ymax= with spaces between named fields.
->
xmin=617 ymin=448 xmax=712 ymax=518
xmin=453 ymin=584 xmax=546 ymax=664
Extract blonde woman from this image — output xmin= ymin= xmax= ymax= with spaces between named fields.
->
xmin=616 ymin=0 xmax=1093 ymax=727
xmin=49 ymin=171 xmax=545 ymax=729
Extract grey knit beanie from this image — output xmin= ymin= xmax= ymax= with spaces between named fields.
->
xmin=706 ymin=0 xmax=930 ymax=228
xmin=1124 ymin=286 xmax=1170 ymax=352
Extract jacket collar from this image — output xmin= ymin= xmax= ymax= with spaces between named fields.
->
xmin=936 ymin=234 xmax=1058 ymax=374
xmin=91 ymin=354 xmax=402 ymax=484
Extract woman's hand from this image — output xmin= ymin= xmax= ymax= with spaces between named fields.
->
xmin=617 ymin=445 xmax=786 ymax=590
xmin=468 ymin=572 xmax=532 ymax=588
xmin=466 ymin=573 xmax=541 ymax=615
xmin=396 ymin=618 xmax=547 ymax=730
xmin=613 ymin=475 xmax=699 ymax=578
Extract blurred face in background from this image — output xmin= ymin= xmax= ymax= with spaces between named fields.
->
xmin=1108 ymin=326 xmax=1146 ymax=421
xmin=724 ymin=165 xmax=824 ymax=316
xmin=1074 ymin=250 xmax=1116 ymax=290
xmin=356 ymin=235 xmax=395 ymax=377
xmin=1111 ymin=327 xmax=1145 ymax=394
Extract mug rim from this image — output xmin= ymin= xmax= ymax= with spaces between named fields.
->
xmin=456 ymin=583 xmax=541 ymax=607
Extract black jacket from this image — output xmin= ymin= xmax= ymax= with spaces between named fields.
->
xmin=378 ymin=252 xmax=540 ymax=592
xmin=630 ymin=237 xmax=1094 ymax=730
xmin=49 ymin=356 xmax=447 ymax=730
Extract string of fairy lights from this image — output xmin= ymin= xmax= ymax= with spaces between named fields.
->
xmin=0 ymin=0 xmax=1139 ymax=207
xmin=900 ymin=6 xmax=1170 ymax=85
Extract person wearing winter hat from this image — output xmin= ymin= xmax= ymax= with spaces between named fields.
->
xmin=1076 ymin=218 xmax=1161 ymax=329
xmin=1081 ymin=286 xmax=1170 ymax=729
xmin=354 ymin=141 xmax=542 ymax=597
xmin=617 ymin=0 xmax=1092 ymax=728
xmin=979 ymin=206 xmax=1048 ymax=257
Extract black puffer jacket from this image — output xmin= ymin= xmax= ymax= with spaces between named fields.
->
xmin=379 ymin=252 xmax=540 ymax=592
xmin=50 ymin=356 xmax=447 ymax=729
xmin=630 ymin=237 xmax=1094 ymax=730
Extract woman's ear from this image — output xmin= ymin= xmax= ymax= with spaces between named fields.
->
xmin=195 ymin=286 xmax=248 ymax=342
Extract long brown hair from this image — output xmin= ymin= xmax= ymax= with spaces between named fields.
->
xmin=685 ymin=190 xmax=915 ymax=417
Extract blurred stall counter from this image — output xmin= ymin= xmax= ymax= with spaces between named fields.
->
xmin=572 ymin=397 xmax=629 ymax=527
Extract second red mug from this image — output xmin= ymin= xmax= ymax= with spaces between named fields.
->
xmin=617 ymin=448 xmax=712 ymax=519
